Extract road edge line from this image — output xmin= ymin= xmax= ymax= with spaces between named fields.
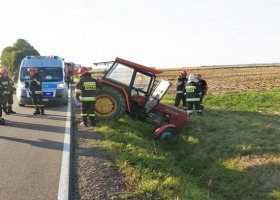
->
xmin=57 ymin=89 xmax=72 ymax=200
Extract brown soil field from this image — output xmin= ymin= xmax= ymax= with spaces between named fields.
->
xmin=159 ymin=66 xmax=280 ymax=95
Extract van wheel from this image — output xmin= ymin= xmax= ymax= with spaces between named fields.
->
xmin=18 ymin=102 xmax=25 ymax=107
xmin=63 ymin=98 xmax=68 ymax=105
xmin=95 ymin=87 xmax=126 ymax=120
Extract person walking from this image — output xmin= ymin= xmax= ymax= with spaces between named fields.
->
xmin=197 ymin=74 xmax=208 ymax=110
xmin=25 ymin=67 xmax=45 ymax=115
xmin=0 ymin=74 xmax=5 ymax=125
xmin=185 ymin=74 xmax=202 ymax=115
xmin=75 ymin=66 xmax=102 ymax=127
xmin=0 ymin=68 xmax=16 ymax=114
xmin=174 ymin=70 xmax=188 ymax=110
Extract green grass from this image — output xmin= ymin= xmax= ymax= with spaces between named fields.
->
xmin=88 ymin=89 xmax=280 ymax=200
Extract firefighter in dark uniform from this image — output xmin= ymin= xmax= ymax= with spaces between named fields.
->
xmin=174 ymin=70 xmax=188 ymax=110
xmin=185 ymin=74 xmax=202 ymax=115
xmin=0 ymin=73 xmax=5 ymax=125
xmin=25 ymin=67 xmax=45 ymax=115
xmin=197 ymin=74 xmax=208 ymax=110
xmin=75 ymin=67 xmax=101 ymax=127
xmin=0 ymin=68 xmax=16 ymax=114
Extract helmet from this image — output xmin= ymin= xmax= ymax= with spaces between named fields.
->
xmin=1 ymin=68 xmax=8 ymax=74
xmin=188 ymin=74 xmax=195 ymax=82
xmin=78 ymin=66 xmax=89 ymax=76
xmin=28 ymin=67 xmax=37 ymax=73
xmin=180 ymin=70 xmax=187 ymax=77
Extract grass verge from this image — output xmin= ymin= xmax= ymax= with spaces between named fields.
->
xmin=88 ymin=89 xmax=280 ymax=199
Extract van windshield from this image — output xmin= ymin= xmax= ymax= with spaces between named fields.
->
xmin=20 ymin=67 xmax=63 ymax=82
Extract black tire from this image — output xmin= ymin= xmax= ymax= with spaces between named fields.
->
xmin=18 ymin=102 xmax=25 ymax=107
xmin=95 ymin=87 xmax=126 ymax=120
xmin=159 ymin=127 xmax=176 ymax=140
xmin=63 ymin=98 xmax=68 ymax=105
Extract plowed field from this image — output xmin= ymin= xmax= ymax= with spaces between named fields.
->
xmin=160 ymin=66 xmax=280 ymax=94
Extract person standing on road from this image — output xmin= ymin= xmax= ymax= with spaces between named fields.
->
xmin=25 ymin=67 xmax=45 ymax=115
xmin=75 ymin=66 xmax=102 ymax=127
xmin=185 ymin=74 xmax=202 ymax=115
xmin=0 ymin=73 xmax=5 ymax=125
xmin=197 ymin=74 xmax=208 ymax=110
xmin=175 ymin=70 xmax=188 ymax=110
xmin=0 ymin=68 xmax=16 ymax=114
xmin=64 ymin=64 xmax=71 ymax=89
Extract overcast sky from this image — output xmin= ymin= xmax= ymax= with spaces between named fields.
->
xmin=1 ymin=0 xmax=280 ymax=68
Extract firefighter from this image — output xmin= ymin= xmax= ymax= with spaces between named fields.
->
xmin=75 ymin=66 xmax=101 ymax=127
xmin=0 ymin=73 xmax=5 ymax=125
xmin=0 ymin=68 xmax=16 ymax=114
xmin=185 ymin=74 xmax=202 ymax=115
xmin=25 ymin=67 xmax=45 ymax=115
xmin=174 ymin=70 xmax=188 ymax=110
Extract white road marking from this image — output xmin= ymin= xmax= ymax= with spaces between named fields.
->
xmin=57 ymin=89 xmax=72 ymax=200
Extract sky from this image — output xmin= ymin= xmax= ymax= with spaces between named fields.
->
xmin=1 ymin=0 xmax=280 ymax=68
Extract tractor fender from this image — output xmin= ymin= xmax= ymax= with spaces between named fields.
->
xmin=154 ymin=124 xmax=176 ymax=138
xmin=97 ymin=79 xmax=130 ymax=112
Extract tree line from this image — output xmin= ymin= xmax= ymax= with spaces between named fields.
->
xmin=0 ymin=39 xmax=40 ymax=74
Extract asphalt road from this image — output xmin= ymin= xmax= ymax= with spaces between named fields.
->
xmin=0 ymin=98 xmax=70 ymax=200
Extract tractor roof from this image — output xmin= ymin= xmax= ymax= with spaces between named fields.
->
xmin=116 ymin=57 xmax=162 ymax=74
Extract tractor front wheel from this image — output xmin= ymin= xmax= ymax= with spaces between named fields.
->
xmin=95 ymin=87 xmax=126 ymax=120
xmin=158 ymin=127 xmax=176 ymax=140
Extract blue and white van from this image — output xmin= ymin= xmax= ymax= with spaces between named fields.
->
xmin=17 ymin=55 xmax=68 ymax=106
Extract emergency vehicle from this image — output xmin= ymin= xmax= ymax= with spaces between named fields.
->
xmin=16 ymin=55 xmax=68 ymax=106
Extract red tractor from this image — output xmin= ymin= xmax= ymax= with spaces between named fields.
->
xmin=95 ymin=58 xmax=188 ymax=139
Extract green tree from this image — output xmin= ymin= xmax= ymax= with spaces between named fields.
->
xmin=0 ymin=39 xmax=40 ymax=74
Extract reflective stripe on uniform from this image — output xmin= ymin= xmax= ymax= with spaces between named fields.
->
xmin=83 ymin=82 xmax=96 ymax=90
xmin=35 ymin=91 xmax=42 ymax=94
xmin=81 ymin=113 xmax=87 ymax=116
xmin=3 ymin=91 xmax=11 ymax=94
xmin=186 ymin=86 xmax=196 ymax=89
xmin=83 ymin=82 xmax=96 ymax=85
xmin=80 ymin=97 xmax=96 ymax=101
xmin=176 ymin=91 xmax=184 ymax=94
xmin=186 ymin=98 xmax=200 ymax=102
xmin=185 ymin=85 xmax=196 ymax=93
xmin=89 ymin=114 xmax=95 ymax=117
xmin=177 ymin=81 xmax=183 ymax=86
xmin=75 ymin=89 xmax=82 ymax=94
xmin=34 ymin=104 xmax=44 ymax=107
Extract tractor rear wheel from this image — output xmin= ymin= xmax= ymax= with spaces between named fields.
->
xmin=95 ymin=87 xmax=126 ymax=120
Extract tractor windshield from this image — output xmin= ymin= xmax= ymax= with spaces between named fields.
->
xmin=105 ymin=63 xmax=134 ymax=86
xmin=105 ymin=62 xmax=152 ymax=95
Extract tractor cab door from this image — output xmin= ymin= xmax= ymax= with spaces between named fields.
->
xmin=144 ymin=80 xmax=172 ymax=113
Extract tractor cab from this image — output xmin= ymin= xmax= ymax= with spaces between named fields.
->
xmin=95 ymin=57 xmax=188 ymax=139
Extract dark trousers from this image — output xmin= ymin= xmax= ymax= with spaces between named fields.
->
xmin=2 ymin=94 xmax=13 ymax=112
xmin=2 ymin=94 xmax=13 ymax=106
xmin=0 ymin=103 xmax=2 ymax=118
xmin=175 ymin=93 xmax=187 ymax=109
xmin=81 ymin=101 xmax=96 ymax=124
xmin=66 ymin=76 xmax=71 ymax=88
xmin=187 ymin=101 xmax=202 ymax=114
xmin=200 ymin=93 xmax=205 ymax=105
xmin=31 ymin=94 xmax=44 ymax=112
